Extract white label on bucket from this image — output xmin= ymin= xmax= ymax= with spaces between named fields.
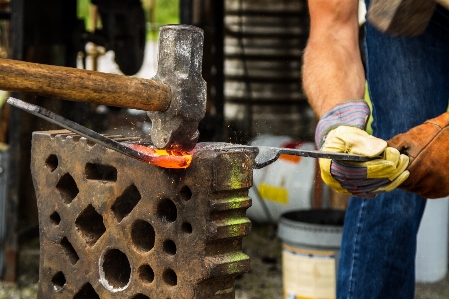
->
xmin=282 ymin=244 xmax=336 ymax=299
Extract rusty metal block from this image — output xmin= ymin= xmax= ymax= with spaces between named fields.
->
xmin=30 ymin=130 xmax=254 ymax=299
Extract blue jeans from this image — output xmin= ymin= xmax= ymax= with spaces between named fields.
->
xmin=337 ymin=4 xmax=449 ymax=299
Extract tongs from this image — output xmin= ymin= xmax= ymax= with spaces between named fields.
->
xmin=7 ymin=97 xmax=375 ymax=169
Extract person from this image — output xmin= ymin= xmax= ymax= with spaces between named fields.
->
xmin=302 ymin=0 xmax=449 ymax=298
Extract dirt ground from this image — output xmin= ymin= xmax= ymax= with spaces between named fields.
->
xmin=0 ymin=222 xmax=447 ymax=299
xmin=236 ymin=222 xmax=449 ymax=299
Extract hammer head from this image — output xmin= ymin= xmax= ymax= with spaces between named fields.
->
xmin=367 ymin=0 xmax=436 ymax=36
xmin=148 ymin=25 xmax=207 ymax=150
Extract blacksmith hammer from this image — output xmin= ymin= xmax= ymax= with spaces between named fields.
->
xmin=0 ymin=25 xmax=206 ymax=150
xmin=368 ymin=0 xmax=449 ymax=36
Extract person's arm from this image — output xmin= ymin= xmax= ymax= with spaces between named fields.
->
xmin=302 ymin=0 xmax=410 ymax=198
xmin=302 ymin=0 xmax=365 ymax=118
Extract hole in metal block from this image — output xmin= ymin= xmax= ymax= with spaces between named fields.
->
xmin=71 ymin=135 xmax=81 ymax=142
xmin=163 ymin=240 xmax=176 ymax=255
xmin=45 ymin=154 xmax=58 ymax=172
xmin=131 ymin=220 xmax=155 ymax=252
xmin=112 ymin=184 xmax=141 ymax=222
xmin=51 ymin=271 xmax=66 ymax=292
xmin=60 ymin=237 xmax=79 ymax=265
xmin=75 ymin=205 xmax=106 ymax=246
xmin=157 ymin=199 xmax=177 ymax=223
xmin=163 ymin=269 xmax=177 ymax=286
xmin=100 ymin=249 xmax=131 ymax=290
xmin=56 ymin=173 xmax=79 ymax=204
xmin=179 ymin=186 xmax=192 ymax=201
xmin=132 ymin=295 xmax=150 ymax=299
xmin=74 ymin=283 xmax=100 ymax=299
xmin=85 ymin=163 xmax=117 ymax=182
xmin=50 ymin=211 xmax=61 ymax=225
xmin=138 ymin=265 xmax=154 ymax=283
xmin=181 ymin=222 xmax=192 ymax=234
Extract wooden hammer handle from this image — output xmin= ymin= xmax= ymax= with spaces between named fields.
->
xmin=0 ymin=58 xmax=171 ymax=111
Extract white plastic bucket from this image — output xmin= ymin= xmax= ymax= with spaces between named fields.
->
xmin=247 ymin=135 xmax=315 ymax=223
xmin=415 ymin=197 xmax=449 ymax=283
xmin=278 ymin=209 xmax=344 ymax=299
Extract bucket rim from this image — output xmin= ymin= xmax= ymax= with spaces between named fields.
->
xmin=280 ymin=208 xmax=345 ymax=228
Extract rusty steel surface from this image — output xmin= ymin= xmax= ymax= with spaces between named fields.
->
xmin=31 ymin=130 xmax=254 ymax=299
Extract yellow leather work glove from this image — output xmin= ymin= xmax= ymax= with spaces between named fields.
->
xmin=320 ymin=126 xmax=410 ymax=198
xmin=315 ymin=100 xmax=410 ymax=198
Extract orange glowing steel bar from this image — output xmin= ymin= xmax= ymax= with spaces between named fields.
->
xmin=125 ymin=144 xmax=193 ymax=169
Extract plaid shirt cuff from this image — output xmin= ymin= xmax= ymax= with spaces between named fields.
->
xmin=315 ymin=100 xmax=370 ymax=148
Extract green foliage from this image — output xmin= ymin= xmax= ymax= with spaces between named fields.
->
xmin=153 ymin=0 xmax=179 ymax=26
xmin=77 ymin=0 xmax=91 ymax=30
xmin=145 ymin=0 xmax=179 ymax=40
xmin=77 ymin=0 xmax=180 ymax=39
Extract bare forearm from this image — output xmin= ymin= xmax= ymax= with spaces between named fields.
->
xmin=302 ymin=0 xmax=365 ymax=118
xmin=303 ymin=41 xmax=365 ymax=118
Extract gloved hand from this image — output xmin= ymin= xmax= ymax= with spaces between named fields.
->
xmin=387 ymin=112 xmax=449 ymax=199
xmin=316 ymin=100 xmax=410 ymax=198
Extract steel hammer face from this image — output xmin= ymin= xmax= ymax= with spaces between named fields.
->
xmin=148 ymin=25 xmax=207 ymax=151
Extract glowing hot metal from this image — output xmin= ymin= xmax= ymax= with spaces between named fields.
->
xmin=124 ymin=144 xmax=193 ymax=169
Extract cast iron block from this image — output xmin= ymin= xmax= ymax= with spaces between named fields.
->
xmin=31 ymin=130 xmax=254 ymax=299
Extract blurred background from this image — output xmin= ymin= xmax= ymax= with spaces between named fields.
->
xmin=0 ymin=1 xmax=446 ymax=298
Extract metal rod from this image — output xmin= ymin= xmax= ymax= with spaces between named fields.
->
xmin=214 ymin=0 xmax=225 ymax=142
xmin=4 ymin=0 xmax=23 ymax=283
xmin=7 ymin=98 xmax=152 ymax=163
xmin=180 ymin=0 xmax=193 ymax=25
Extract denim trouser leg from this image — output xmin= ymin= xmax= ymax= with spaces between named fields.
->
xmin=337 ymin=5 xmax=449 ymax=299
